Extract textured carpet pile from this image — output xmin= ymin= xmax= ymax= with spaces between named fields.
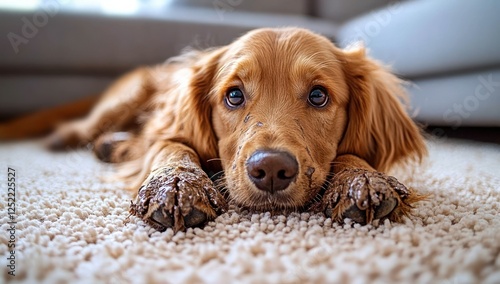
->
xmin=1 ymin=138 xmax=499 ymax=283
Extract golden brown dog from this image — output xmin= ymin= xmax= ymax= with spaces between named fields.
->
xmin=41 ymin=27 xmax=426 ymax=231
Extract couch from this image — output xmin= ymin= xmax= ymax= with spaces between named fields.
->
xmin=1 ymin=0 xmax=499 ymax=126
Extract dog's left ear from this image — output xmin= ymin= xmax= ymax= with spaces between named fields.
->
xmin=337 ymin=45 xmax=427 ymax=172
xmin=173 ymin=47 xmax=228 ymax=167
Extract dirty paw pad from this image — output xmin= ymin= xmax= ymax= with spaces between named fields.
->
xmin=130 ymin=166 xmax=227 ymax=232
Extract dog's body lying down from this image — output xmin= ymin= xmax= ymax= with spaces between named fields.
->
xmin=47 ymin=27 xmax=426 ymax=232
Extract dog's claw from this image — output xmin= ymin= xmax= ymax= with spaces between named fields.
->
xmin=183 ymin=208 xmax=208 ymax=228
xmin=340 ymin=196 xmax=398 ymax=224
xmin=151 ymin=209 xmax=175 ymax=229
xmin=149 ymin=206 xmax=207 ymax=231
xmin=373 ymin=197 xmax=398 ymax=220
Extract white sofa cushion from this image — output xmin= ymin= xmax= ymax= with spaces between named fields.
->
xmin=337 ymin=0 xmax=500 ymax=78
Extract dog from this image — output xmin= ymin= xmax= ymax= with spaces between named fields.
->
xmin=39 ymin=27 xmax=427 ymax=232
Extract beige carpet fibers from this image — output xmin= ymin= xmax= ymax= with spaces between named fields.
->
xmin=1 ymin=138 xmax=499 ymax=284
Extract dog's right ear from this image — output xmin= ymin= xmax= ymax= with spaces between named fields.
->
xmin=337 ymin=45 xmax=427 ymax=172
xmin=172 ymin=47 xmax=228 ymax=167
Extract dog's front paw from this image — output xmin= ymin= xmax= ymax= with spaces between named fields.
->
xmin=130 ymin=165 xmax=227 ymax=232
xmin=320 ymin=169 xmax=420 ymax=225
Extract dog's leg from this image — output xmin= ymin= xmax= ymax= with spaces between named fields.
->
xmin=129 ymin=141 xmax=228 ymax=232
xmin=46 ymin=67 xmax=155 ymax=150
xmin=93 ymin=131 xmax=134 ymax=163
xmin=313 ymin=154 xmax=425 ymax=224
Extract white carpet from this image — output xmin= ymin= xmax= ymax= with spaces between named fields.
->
xmin=1 ymin=138 xmax=499 ymax=284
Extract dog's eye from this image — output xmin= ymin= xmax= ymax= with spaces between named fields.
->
xmin=308 ymin=87 xmax=329 ymax=108
xmin=225 ymin=88 xmax=245 ymax=108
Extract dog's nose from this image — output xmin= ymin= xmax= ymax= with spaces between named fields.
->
xmin=246 ymin=150 xmax=298 ymax=193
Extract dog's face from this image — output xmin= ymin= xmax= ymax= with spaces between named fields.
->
xmin=208 ymin=29 xmax=351 ymax=210
xmin=183 ymin=28 xmax=423 ymax=211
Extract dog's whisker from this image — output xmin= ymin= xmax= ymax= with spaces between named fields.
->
xmin=206 ymin=158 xmax=231 ymax=163
xmin=210 ymin=170 xmax=226 ymax=180
xmin=322 ymin=180 xmax=333 ymax=187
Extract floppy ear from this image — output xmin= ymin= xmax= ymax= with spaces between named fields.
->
xmin=173 ymin=47 xmax=228 ymax=168
xmin=337 ymin=46 xmax=427 ymax=172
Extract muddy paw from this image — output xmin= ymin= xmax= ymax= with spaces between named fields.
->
xmin=320 ymin=169 xmax=421 ymax=225
xmin=129 ymin=165 xmax=228 ymax=232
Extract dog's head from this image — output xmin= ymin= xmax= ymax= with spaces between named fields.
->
xmin=181 ymin=28 xmax=425 ymax=210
